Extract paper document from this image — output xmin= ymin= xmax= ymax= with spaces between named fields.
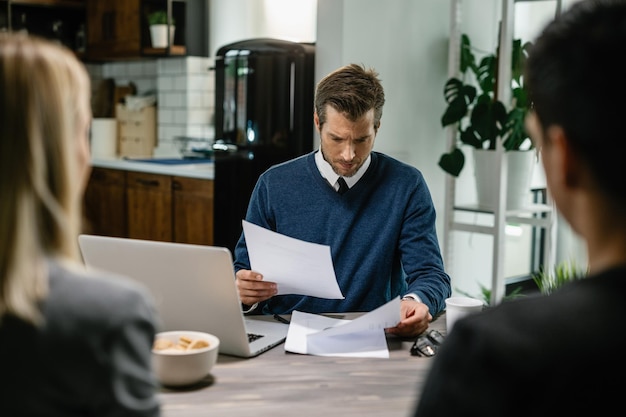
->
xmin=284 ymin=297 xmax=401 ymax=358
xmin=242 ymin=220 xmax=344 ymax=299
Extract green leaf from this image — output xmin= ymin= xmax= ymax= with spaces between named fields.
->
xmin=459 ymin=34 xmax=475 ymax=74
xmin=476 ymin=55 xmax=496 ymax=94
xmin=441 ymin=98 xmax=467 ymax=127
xmin=459 ymin=127 xmax=483 ymax=148
xmin=511 ymin=39 xmax=532 ymax=86
xmin=511 ymin=86 xmax=528 ymax=109
xmin=443 ymin=78 xmax=477 ymax=104
xmin=469 ymin=96 xmax=507 ymax=149
xmin=148 ymin=10 xmax=174 ymax=25
xmin=441 ymin=79 xmax=476 ymax=127
xmin=503 ymin=107 xmax=528 ymax=150
xmin=438 ymin=148 xmax=465 ymax=177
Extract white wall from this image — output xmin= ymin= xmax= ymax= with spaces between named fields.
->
xmin=209 ymin=0 xmax=317 ymax=56
xmin=209 ymin=0 xmax=263 ymax=56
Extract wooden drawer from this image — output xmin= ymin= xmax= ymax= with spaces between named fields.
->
xmin=126 ymin=171 xmax=172 ymax=242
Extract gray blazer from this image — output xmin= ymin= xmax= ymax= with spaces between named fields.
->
xmin=0 ymin=259 xmax=161 ymax=416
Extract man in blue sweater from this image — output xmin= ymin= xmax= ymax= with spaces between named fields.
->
xmin=234 ymin=63 xmax=451 ymax=338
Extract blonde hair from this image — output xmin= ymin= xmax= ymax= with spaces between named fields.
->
xmin=0 ymin=33 xmax=91 ymax=324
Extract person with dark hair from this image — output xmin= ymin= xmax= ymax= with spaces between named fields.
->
xmin=413 ymin=0 xmax=626 ymax=414
xmin=0 ymin=33 xmax=160 ymax=416
xmin=233 ymin=63 xmax=451 ymax=338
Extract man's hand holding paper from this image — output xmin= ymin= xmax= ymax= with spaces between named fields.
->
xmin=240 ymin=220 xmax=345 ymax=299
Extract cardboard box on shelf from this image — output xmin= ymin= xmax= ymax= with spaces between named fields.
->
xmin=116 ymin=104 xmax=156 ymax=158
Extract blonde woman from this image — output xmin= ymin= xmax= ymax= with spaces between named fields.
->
xmin=0 ymin=33 xmax=160 ymax=416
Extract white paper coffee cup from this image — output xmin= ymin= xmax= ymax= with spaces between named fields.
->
xmin=445 ymin=296 xmax=484 ymax=333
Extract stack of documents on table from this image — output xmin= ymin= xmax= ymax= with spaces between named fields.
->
xmin=242 ymin=220 xmax=400 ymax=358
xmin=284 ymin=297 xmax=401 ymax=358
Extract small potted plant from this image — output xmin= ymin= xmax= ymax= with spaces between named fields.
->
xmin=439 ymin=33 xmax=535 ymax=210
xmin=148 ymin=10 xmax=175 ymax=48
xmin=532 ymin=259 xmax=588 ymax=295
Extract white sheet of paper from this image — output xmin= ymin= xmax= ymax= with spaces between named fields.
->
xmin=284 ymin=297 xmax=401 ymax=358
xmin=242 ymin=220 xmax=345 ymax=299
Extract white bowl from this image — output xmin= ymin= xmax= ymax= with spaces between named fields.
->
xmin=152 ymin=331 xmax=219 ymax=387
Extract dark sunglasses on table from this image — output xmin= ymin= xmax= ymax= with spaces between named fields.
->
xmin=410 ymin=329 xmax=445 ymax=357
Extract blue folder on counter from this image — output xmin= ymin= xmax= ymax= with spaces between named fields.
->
xmin=124 ymin=157 xmax=212 ymax=165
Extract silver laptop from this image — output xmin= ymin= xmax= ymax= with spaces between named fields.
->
xmin=78 ymin=234 xmax=288 ymax=358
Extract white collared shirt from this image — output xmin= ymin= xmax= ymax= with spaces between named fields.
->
xmin=314 ymin=149 xmax=371 ymax=192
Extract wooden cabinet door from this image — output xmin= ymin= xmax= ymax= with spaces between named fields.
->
xmin=83 ymin=167 xmax=127 ymax=237
xmin=172 ymin=176 xmax=214 ymax=245
xmin=126 ymin=171 xmax=172 ymax=242
xmin=86 ymin=0 xmax=141 ymax=60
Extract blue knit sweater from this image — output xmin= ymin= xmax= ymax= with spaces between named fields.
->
xmin=234 ymin=151 xmax=451 ymax=316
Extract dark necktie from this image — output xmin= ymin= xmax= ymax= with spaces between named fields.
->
xmin=337 ymin=177 xmax=349 ymax=195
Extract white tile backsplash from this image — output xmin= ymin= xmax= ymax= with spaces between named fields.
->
xmin=187 ymin=74 xmax=210 ymax=90
xmin=158 ymin=109 xmax=175 ymax=124
xmin=161 ymin=92 xmax=184 ymax=108
xmin=203 ymin=92 xmax=215 ymax=108
xmin=173 ymin=75 xmax=188 ymax=90
xmin=87 ymin=56 xmax=215 ymax=158
xmin=157 ymin=76 xmax=175 ymax=91
xmin=174 ymin=109 xmax=188 ymax=122
xmin=187 ymin=91 xmax=203 ymax=108
xmin=187 ymin=56 xmax=211 ymax=73
xmin=142 ymin=61 xmax=158 ymax=76
xmin=127 ymin=62 xmax=144 ymax=76
xmin=158 ymin=58 xmax=185 ymax=75
xmin=133 ymin=79 xmax=157 ymax=95
xmin=189 ymin=109 xmax=210 ymax=124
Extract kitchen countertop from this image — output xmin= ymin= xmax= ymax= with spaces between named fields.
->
xmin=91 ymin=157 xmax=214 ymax=180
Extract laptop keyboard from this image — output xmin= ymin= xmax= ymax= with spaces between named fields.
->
xmin=247 ymin=333 xmax=264 ymax=342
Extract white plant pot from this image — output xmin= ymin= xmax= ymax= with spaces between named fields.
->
xmin=473 ymin=149 xmax=536 ymax=211
xmin=150 ymin=24 xmax=175 ymax=48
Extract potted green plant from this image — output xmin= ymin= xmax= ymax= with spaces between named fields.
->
xmin=148 ymin=10 xmax=175 ymax=48
xmin=439 ymin=34 xmax=535 ymax=210
xmin=439 ymin=33 xmax=532 ymax=176
xmin=457 ymin=282 xmax=525 ymax=307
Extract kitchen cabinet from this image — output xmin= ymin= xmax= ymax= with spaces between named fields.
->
xmin=84 ymin=0 xmax=208 ymax=61
xmin=0 ymin=0 xmax=86 ymax=56
xmin=172 ymin=176 xmax=214 ymax=245
xmin=83 ymin=167 xmax=127 ymax=238
xmin=85 ymin=0 xmax=141 ymax=60
xmin=126 ymin=171 xmax=172 ymax=242
xmin=83 ymin=167 xmax=214 ymax=245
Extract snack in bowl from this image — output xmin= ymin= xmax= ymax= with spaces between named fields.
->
xmin=152 ymin=331 xmax=219 ymax=387
xmin=153 ymin=335 xmax=210 ymax=352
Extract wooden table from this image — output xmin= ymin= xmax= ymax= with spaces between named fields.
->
xmin=159 ymin=313 xmax=446 ymax=417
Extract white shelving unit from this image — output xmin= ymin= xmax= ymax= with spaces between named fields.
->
xmin=443 ymin=0 xmax=561 ymax=305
